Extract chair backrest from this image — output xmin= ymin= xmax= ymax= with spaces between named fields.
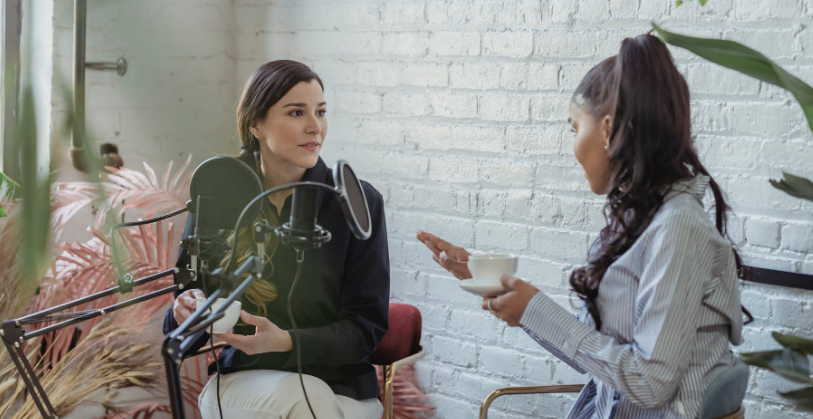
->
xmin=369 ymin=303 xmax=422 ymax=365
xmin=698 ymin=360 xmax=750 ymax=419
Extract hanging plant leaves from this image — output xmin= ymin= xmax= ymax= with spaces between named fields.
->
xmin=773 ymin=332 xmax=813 ymax=356
xmin=768 ymin=348 xmax=811 ymax=384
xmin=741 ymin=349 xmax=785 ymax=370
xmin=769 ymin=172 xmax=813 ymax=202
xmin=652 ymin=23 xmax=813 ymax=133
xmin=18 ymin=83 xmax=52 ymax=284
xmin=0 ymin=171 xmax=21 ymax=198
xmin=778 ymin=386 xmax=813 ymax=412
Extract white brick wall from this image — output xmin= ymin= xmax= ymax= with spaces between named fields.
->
xmin=234 ymin=1 xmax=813 ymax=417
xmin=49 ymin=0 xmax=237 ymax=243
xmin=32 ymin=0 xmax=813 ymax=417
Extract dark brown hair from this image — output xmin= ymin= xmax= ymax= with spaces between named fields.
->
xmin=568 ymin=35 xmax=751 ymax=330
xmin=227 ymin=60 xmax=324 ymax=316
xmin=236 ymin=60 xmax=324 ymax=170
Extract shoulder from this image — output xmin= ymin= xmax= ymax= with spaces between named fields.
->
xmin=642 ymin=193 xmax=723 ymax=250
xmin=359 ymin=180 xmax=385 ymax=208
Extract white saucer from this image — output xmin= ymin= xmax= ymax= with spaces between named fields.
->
xmin=459 ymin=279 xmax=508 ymax=297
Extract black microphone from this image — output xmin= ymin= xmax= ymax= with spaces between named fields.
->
xmin=276 ymin=186 xmax=331 ymax=252
xmin=183 ymin=156 xmax=263 ymax=286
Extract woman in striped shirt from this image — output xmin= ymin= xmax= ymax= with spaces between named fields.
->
xmin=417 ymin=34 xmax=751 ymax=418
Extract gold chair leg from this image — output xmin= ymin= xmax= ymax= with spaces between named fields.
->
xmin=479 ymin=385 xmax=585 ymax=419
xmin=382 ymin=365 xmax=394 ymax=419
xmin=380 ymin=349 xmax=426 ymax=419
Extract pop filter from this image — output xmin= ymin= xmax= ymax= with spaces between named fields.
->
xmin=189 ymin=156 xmax=263 ymax=231
xmin=332 ymin=160 xmax=372 ymax=240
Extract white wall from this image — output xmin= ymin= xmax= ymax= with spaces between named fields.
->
xmin=48 ymin=0 xmax=239 ymax=242
xmin=29 ymin=0 xmax=813 ymax=417
xmin=234 ymin=1 xmax=813 ymax=418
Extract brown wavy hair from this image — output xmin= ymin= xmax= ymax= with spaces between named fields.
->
xmin=567 ymin=34 xmax=751 ymax=330
xmin=225 ymin=60 xmax=324 ymax=317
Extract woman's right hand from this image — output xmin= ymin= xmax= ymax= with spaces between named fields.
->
xmin=416 ymin=230 xmax=472 ymax=280
xmin=173 ymin=288 xmax=206 ymax=325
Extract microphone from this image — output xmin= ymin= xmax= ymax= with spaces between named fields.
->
xmin=184 ymin=156 xmax=263 ymax=284
xmin=274 ymin=160 xmax=372 ymax=252
xmin=275 ymin=186 xmax=331 ymax=252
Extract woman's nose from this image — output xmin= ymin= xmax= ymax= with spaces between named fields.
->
xmin=305 ymin=115 xmax=322 ymax=135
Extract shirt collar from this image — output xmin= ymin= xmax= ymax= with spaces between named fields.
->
xmin=302 ymin=157 xmax=330 ymax=183
xmin=663 ymin=174 xmax=710 ymax=202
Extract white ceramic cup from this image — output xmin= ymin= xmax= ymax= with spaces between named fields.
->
xmin=467 ymin=254 xmax=518 ymax=286
xmin=196 ymin=297 xmax=242 ymax=334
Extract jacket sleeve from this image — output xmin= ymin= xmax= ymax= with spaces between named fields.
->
xmin=283 ymin=183 xmax=390 ymax=368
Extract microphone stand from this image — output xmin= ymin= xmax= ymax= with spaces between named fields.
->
xmin=161 ymin=256 xmax=259 ymax=419
xmin=0 ymin=208 xmax=196 ymax=419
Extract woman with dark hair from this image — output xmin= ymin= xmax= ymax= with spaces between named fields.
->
xmin=163 ymin=60 xmax=389 ymax=419
xmin=418 ymin=34 xmax=749 ymax=418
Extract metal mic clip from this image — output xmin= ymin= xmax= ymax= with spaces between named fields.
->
xmin=253 ymin=220 xmax=272 ymax=278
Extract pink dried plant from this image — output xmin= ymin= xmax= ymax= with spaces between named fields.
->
xmin=0 ymin=157 xmax=210 ymax=418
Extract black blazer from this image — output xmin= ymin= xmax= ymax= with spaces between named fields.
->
xmin=163 ymin=157 xmax=390 ymax=400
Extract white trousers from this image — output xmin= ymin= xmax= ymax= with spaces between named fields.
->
xmin=198 ymin=370 xmax=384 ymax=419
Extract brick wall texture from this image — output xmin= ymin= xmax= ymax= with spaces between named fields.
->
xmin=234 ymin=1 xmax=813 ymax=417
xmin=56 ymin=0 xmax=813 ymax=417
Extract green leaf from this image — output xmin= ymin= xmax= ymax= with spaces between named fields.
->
xmin=774 ymin=332 xmax=813 ymax=356
xmin=779 ymin=386 xmax=813 ymax=412
xmin=18 ymin=83 xmax=52 ymax=284
xmin=770 ymin=172 xmax=813 ymax=202
xmin=769 ymin=348 xmax=812 ymax=384
xmin=741 ymin=349 xmax=784 ymax=370
xmin=0 ymin=171 xmax=21 ymax=198
xmin=652 ymin=22 xmax=813 ymax=133
xmin=699 ymin=0 xmax=708 ymax=5
xmin=675 ymin=0 xmax=684 ymax=6
xmin=741 ymin=348 xmax=811 ymax=383
xmin=0 ymin=204 xmax=6 ymax=217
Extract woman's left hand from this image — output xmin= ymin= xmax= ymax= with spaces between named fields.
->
xmin=482 ymin=276 xmax=540 ymax=327
xmin=215 ymin=311 xmax=293 ymax=355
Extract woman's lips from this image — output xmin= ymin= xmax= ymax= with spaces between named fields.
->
xmin=299 ymin=143 xmax=320 ymax=152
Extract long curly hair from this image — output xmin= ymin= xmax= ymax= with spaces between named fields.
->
xmin=225 ymin=60 xmax=324 ymax=317
xmin=567 ymin=34 xmax=751 ymax=330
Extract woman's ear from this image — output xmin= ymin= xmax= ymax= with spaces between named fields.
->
xmin=601 ymin=115 xmax=612 ymax=149
xmin=249 ymin=126 xmax=261 ymax=140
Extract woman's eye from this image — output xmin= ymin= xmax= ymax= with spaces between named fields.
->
xmin=317 ymin=110 xmax=327 ymax=117
xmin=290 ymin=110 xmax=304 ymax=117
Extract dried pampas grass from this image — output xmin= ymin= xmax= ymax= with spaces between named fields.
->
xmin=1 ymin=311 xmax=164 ymax=419
xmin=0 ymin=158 xmax=205 ymax=419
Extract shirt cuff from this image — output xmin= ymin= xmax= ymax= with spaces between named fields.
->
xmin=282 ymin=330 xmax=304 ymax=369
xmin=520 ymin=291 xmax=594 ymax=359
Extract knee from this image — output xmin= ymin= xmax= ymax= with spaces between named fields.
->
xmin=282 ymin=374 xmax=342 ymax=417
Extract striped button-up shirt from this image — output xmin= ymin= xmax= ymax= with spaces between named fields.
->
xmin=520 ymin=175 xmax=744 ymax=419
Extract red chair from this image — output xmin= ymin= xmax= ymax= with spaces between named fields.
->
xmin=370 ymin=303 xmax=426 ymax=419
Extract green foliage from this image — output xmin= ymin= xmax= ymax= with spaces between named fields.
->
xmin=18 ymin=83 xmax=51 ymax=284
xmin=0 ymin=171 xmax=20 ymax=197
xmin=653 ymin=23 xmax=813 ymax=133
xmin=653 ymin=23 xmax=813 ymax=203
xmin=769 ymin=172 xmax=813 ymax=202
xmin=741 ymin=333 xmax=813 ymax=412
xmin=674 ymin=0 xmax=708 ymax=6
xmin=774 ymin=332 xmax=813 ymax=355
xmin=0 ymin=171 xmax=21 ymax=217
